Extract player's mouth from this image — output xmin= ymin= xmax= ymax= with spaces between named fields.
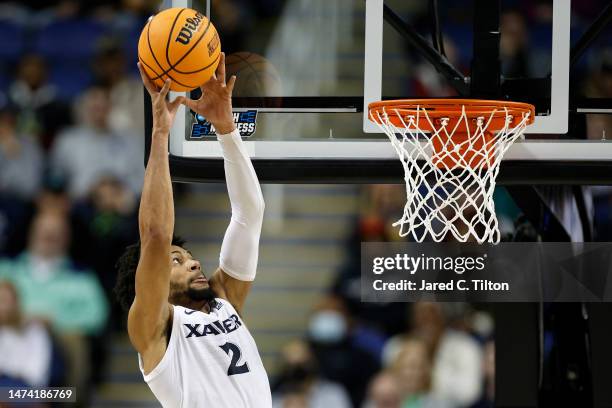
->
xmin=192 ymin=276 xmax=208 ymax=284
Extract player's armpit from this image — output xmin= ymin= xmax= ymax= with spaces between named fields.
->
xmin=128 ymin=301 xmax=172 ymax=353
xmin=128 ymin=297 xmax=171 ymax=352
xmin=127 ymin=238 xmax=173 ymax=353
xmin=129 ymin=302 xmax=173 ymax=375
xmin=210 ymin=267 xmax=252 ymax=315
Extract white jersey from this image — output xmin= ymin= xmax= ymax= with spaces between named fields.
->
xmin=138 ymin=299 xmax=272 ymax=408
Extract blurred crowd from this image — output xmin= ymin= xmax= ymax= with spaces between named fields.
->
xmin=0 ymin=2 xmax=154 ymax=405
xmin=268 ymin=184 xmax=496 ymax=408
xmin=0 ymin=1 xmax=610 ymax=407
xmin=271 ymin=298 xmax=494 ymax=408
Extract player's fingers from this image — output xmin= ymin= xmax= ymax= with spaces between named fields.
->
xmin=181 ymin=97 xmax=199 ymax=111
xmin=227 ymin=75 xmax=237 ymax=94
xmin=169 ymin=96 xmax=186 ymax=113
xmin=199 ymin=75 xmax=215 ymax=93
xmin=159 ymin=79 xmax=172 ymax=99
xmin=138 ymin=62 xmax=158 ymax=95
xmin=217 ymin=52 xmax=226 ymax=83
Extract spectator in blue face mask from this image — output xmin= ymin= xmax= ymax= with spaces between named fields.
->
xmin=307 ymin=295 xmax=382 ymax=407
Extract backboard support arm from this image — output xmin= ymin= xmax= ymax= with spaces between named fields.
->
xmin=570 ymin=1 xmax=612 ymax=68
xmin=381 ymin=2 xmax=469 ymax=96
xmin=470 ymin=0 xmax=501 ymax=98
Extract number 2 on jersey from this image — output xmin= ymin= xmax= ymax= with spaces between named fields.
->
xmin=219 ymin=342 xmax=250 ymax=376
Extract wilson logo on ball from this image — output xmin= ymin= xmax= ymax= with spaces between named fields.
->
xmin=175 ymin=12 xmax=205 ymax=45
xmin=207 ymin=32 xmax=220 ymax=57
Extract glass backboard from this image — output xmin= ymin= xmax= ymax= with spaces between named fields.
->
xmin=147 ymin=0 xmax=612 ymax=183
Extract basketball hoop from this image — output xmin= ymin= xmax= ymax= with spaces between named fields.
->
xmin=369 ymin=99 xmax=535 ymax=243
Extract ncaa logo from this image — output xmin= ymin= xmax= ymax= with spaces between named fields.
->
xmin=190 ymin=110 xmax=258 ymax=139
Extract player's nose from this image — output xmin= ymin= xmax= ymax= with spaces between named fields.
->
xmin=189 ymin=259 xmax=201 ymax=272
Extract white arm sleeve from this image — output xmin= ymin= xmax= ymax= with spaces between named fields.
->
xmin=218 ymin=129 xmax=265 ymax=281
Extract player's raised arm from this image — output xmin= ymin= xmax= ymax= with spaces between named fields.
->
xmin=128 ymin=64 xmax=185 ymax=353
xmin=183 ymin=53 xmax=264 ymax=313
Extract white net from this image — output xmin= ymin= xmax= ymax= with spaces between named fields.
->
xmin=372 ymin=104 xmax=532 ymax=243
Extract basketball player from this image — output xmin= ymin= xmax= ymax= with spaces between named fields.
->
xmin=114 ymin=53 xmax=272 ymax=407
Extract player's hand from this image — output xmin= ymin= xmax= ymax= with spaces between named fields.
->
xmin=138 ymin=62 xmax=185 ymax=135
xmin=182 ymin=52 xmax=237 ymax=135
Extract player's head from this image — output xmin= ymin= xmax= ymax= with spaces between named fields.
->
xmin=167 ymin=242 xmax=215 ymax=306
xmin=114 ymin=236 xmax=216 ymax=311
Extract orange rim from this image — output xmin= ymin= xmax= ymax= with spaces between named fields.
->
xmin=368 ymin=99 xmax=535 ymax=132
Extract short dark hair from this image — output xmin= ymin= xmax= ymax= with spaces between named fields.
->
xmin=114 ymin=236 xmax=186 ymax=312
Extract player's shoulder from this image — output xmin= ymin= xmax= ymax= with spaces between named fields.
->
xmin=174 ymin=299 xmax=236 ymax=317
xmin=210 ymin=298 xmax=243 ymax=319
xmin=211 ymin=298 xmax=235 ymax=313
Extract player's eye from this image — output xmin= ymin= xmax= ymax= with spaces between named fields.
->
xmin=172 ymin=257 xmax=181 ymax=264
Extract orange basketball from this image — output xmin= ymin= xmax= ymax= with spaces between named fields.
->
xmin=138 ymin=8 xmax=221 ymax=92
